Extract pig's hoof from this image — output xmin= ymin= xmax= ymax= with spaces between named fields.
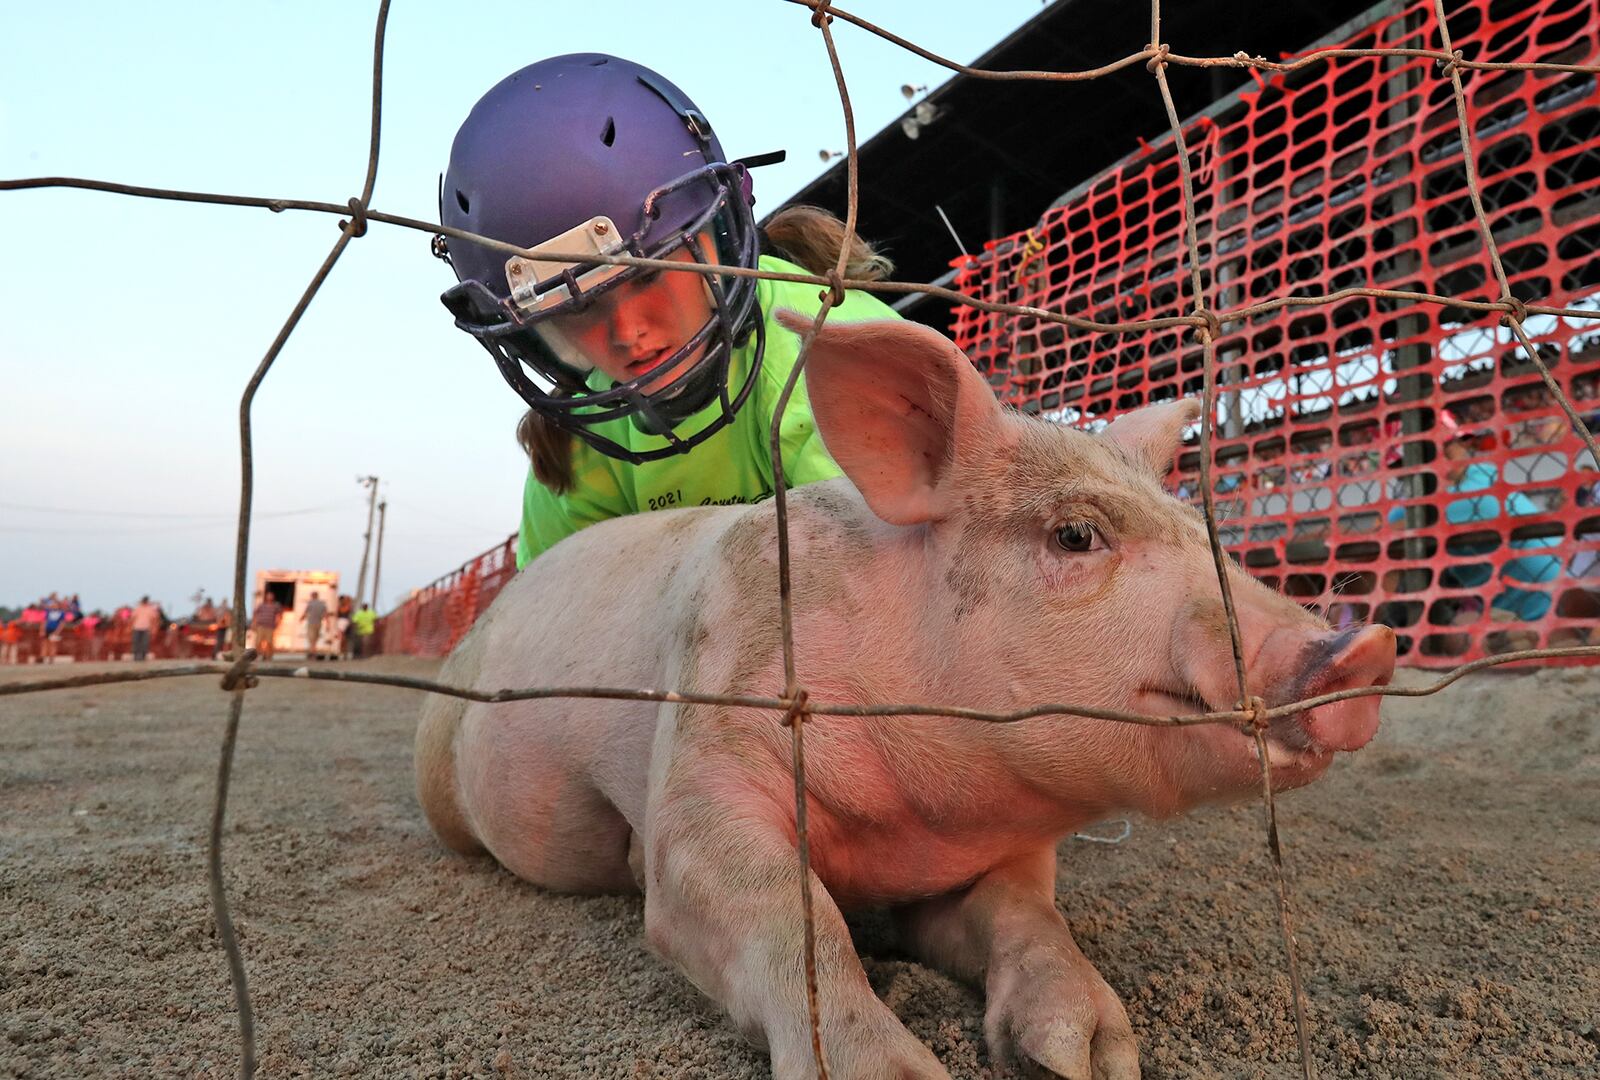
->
xmin=986 ymin=969 xmax=1140 ymax=1080
xmin=1011 ymin=1019 xmax=1138 ymax=1080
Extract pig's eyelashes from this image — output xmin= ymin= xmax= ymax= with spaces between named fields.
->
xmin=1053 ymin=521 xmax=1103 ymax=553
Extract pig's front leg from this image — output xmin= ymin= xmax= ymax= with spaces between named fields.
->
xmin=643 ymin=770 xmax=949 ymax=1079
xmin=898 ymin=847 xmax=1139 ymax=1080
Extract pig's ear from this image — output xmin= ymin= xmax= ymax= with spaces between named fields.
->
xmin=777 ymin=310 xmax=1004 ymax=525
xmin=1101 ymin=397 xmax=1202 ymax=475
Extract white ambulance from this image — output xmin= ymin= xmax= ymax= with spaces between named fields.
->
xmin=252 ymin=569 xmax=342 ymax=657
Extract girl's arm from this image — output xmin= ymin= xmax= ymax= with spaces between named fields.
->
xmin=516 ymin=452 xmax=630 ymax=569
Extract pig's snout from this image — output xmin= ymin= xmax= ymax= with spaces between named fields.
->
xmin=1287 ymin=624 xmax=1396 ymax=752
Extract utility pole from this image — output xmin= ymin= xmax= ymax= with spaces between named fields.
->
xmin=353 ymin=475 xmax=379 ymax=611
xmin=371 ymin=500 xmax=387 ymax=616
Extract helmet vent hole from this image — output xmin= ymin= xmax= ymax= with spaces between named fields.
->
xmin=589 ymin=57 xmax=608 ymax=66
xmin=455 ymin=189 xmax=470 ymax=214
xmin=601 ymin=117 xmax=616 ymax=147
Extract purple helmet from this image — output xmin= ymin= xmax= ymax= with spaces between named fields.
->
xmin=437 ymin=54 xmax=763 ymax=460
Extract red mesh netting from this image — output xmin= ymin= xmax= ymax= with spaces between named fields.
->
xmin=375 ymin=535 xmax=517 ymax=658
xmin=951 ymin=0 xmax=1600 ymax=665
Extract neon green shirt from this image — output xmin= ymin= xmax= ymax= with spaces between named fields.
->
xmin=351 ymin=609 xmax=376 ymax=636
xmin=516 ymin=255 xmax=899 ymax=568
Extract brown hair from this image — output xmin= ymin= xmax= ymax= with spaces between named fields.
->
xmin=518 ymin=407 xmax=579 ymax=492
xmin=763 ymin=204 xmax=895 ymax=283
xmin=518 ymin=206 xmax=892 ymax=493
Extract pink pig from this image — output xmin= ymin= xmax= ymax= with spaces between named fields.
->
xmin=416 ymin=314 xmax=1395 ymax=1079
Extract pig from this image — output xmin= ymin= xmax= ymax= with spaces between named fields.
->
xmin=415 ymin=313 xmax=1396 ymax=1080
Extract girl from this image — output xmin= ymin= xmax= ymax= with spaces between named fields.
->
xmin=435 ymin=53 xmax=899 ymax=568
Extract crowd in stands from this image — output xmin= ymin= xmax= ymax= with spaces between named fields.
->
xmin=0 ymin=592 xmax=376 ymax=665
xmin=1 ymin=592 xmax=202 ymax=665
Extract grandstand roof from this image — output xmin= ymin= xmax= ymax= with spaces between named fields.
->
xmin=773 ymin=0 xmax=1393 ymax=325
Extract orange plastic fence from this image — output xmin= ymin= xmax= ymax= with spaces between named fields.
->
xmin=950 ymin=0 xmax=1600 ymax=665
xmin=374 ymin=534 xmax=517 ymax=658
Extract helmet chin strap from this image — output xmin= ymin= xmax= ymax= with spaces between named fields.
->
xmin=626 ymin=288 xmax=756 ymax=437
xmin=628 ymin=353 xmax=725 ymax=435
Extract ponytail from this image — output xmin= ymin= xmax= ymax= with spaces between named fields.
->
xmin=515 ymin=208 xmax=891 ymax=492
xmin=518 ymin=407 xmax=577 ymax=494
xmin=762 ymin=205 xmax=894 ymax=282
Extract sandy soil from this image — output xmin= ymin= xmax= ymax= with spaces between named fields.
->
xmin=1 ymin=657 xmax=1596 ymax=1079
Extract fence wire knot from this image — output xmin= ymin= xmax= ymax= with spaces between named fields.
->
xmin=1190 ymin=306 xmax=1222 ymax=341
xmin=810 ymin=0 xmax=833 ymax=28
xmin=1146 ymin=44 xmax=1172 ymax=72
xmin=220 ymin=649 xmax=260 ymax=692
xmin=782 ymin=687 xmax=811 ymax=727
xmin=340 ymin=197 xmax=369 ymax=238
xmin=1437 ymin=49 xmax=1465 ymax=75
xmin=1499 ymin=295 xmax=1530 ymax=327
xmin=820 ymin=269 xmax=847 ymax=308
xmin=1241 ymin=695 xmax=1268 ymax=731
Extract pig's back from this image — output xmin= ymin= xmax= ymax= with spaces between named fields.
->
xmin=430 ymin=500 xmax=754 ymax=856
xmin=469 ymin=500 xmax=748 ymax=688
xmin=474 ymin=478 xmax=880 ymax=686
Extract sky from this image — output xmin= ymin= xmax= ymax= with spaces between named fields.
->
xmin=0 ymin=0 xmax=1050 ymax=616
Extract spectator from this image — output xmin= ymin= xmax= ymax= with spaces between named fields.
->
xmin=301 ymin=591 xmax=329 ymax=660
xmin=41 ymin=597 xmax=67 ymax=664
xmin=0 ymin=620 xmax=20 ymax=665
xmin=79 ymin=611 xmax=103 ymax=662
xmin=1382 ymin=416 xmax=1405 ymax=469
xmin=105 ymin=607 xmax=132 ymax=661
xmin=154 ymin=604 xmax=173 ymax=659
xmin=350 ymin=602 xmax=377 ymax=660
xmin=251 ymin=593 xmax=284 ymax=661
xmin=129 ymin=596 xmax=162 ymax=662
xmin=1388 ymin=427 xmax=1561 ymax=626
xmin=1507 ymin=406 xmax=1568 ymax=450
xmin=337 ymin=594 xmax=355 ymax=659
xmin=213 ymin=602 xmax=232 ymax=660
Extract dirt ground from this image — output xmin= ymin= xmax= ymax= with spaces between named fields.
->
xmin=1 ymin=657 xmax=1596 ymax=1079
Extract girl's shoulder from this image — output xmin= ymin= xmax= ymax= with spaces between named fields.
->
xmin=752 ymin=254 xmax=810 ymax=313
xmin=754 ymin=254 xmax=898 ymax=322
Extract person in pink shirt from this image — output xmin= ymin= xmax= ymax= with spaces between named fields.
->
xmin=128 ymin=596 xmax=162 ymax=662
xmin=250 ymin=594 xmax=284 ymax=661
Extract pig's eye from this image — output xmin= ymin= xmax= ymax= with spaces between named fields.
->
xmin=1053 ymin=522 xmax=1099 ymax=552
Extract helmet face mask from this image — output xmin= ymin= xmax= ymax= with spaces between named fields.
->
xmin=437 ymin=54 xmax=767 ymax=464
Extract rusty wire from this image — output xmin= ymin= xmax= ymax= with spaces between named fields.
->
xmin=220 ymin=2 xmax=390 ymax=1074
xmin=5 ymin=1 xmax=1600 ymax=1078
xmin=12 ymin=174 xmax=1600 ymax=341
xmin=784 ymin=0 xmax=1600 ymax=78
xmin=1147 ymin=0 xmax=1313 ymax=1067
xmin=4 ymin=642 xmax=1596 ymax=722
xmin=766 ymin=5 xmax=858 ymax=1073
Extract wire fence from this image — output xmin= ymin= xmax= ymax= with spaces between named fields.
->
xmin=3 ymin=0 xmax=1599 ymax=1076
xmin=950 ymin=0 xmax=1600 ymax=665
